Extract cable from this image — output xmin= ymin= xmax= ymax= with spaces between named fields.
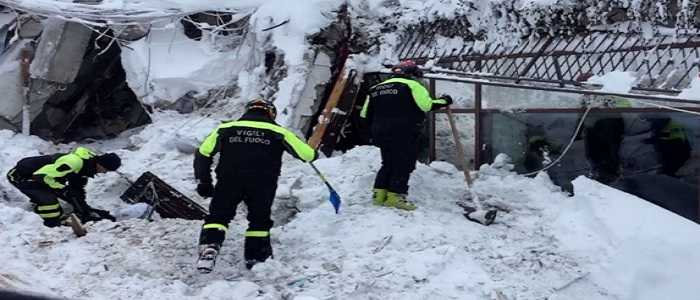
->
xmin=522 ymin=105 xmax=593 ymax=176
xmin=0 ymin=1 xmax=258 ymax=27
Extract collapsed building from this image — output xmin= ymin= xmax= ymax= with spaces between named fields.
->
xmin=0 ymin=10 xmax=151 ymax=141
xmin=0 ymin=0 xmax=698 ymax=222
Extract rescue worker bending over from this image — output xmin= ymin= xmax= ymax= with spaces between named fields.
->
xmin=5 ymin=147 xmax=121 ymax=227
xmin=194 ymin=99 xmax=317 ymax=272
xmin=360 ymin=60 xmax=453 ymax=210
xmin=642 ymin=116 xmax=692 ymax=177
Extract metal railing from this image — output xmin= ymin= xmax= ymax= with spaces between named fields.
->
xmin=398 ymin=22 xmax=700 ymax=94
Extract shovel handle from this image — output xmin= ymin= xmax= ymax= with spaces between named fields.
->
xmin=445 ymin=107 xmax=473 ymax=187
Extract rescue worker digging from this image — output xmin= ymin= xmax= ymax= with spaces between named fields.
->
xmin=5 ymin=147 xmax=121 ymax=227
xmin=194 ymin=99 xmax=317 ymax=272
xmin=360 ymin=60 xmax=453 ymax=210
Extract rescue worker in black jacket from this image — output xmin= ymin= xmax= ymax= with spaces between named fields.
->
xmin=194 ymin=99 xmax=317 ymax=272
xmin=5 ymin=147 xmax=121 ymax=227
xmin=642 ymin=116 xmax=692 ymax=177
xmin=360 ymin=60 xmax=453 ymax=210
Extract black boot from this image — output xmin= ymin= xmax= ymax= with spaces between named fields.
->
xmin=244 ymin=236 xmax=273 ymax=270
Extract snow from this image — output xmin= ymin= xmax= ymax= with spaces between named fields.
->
xmin=0 ymin=0 xmax=262 ymax=24
xmin=120 ymin=22 xmax=242 ymax=105
xmin=555 ymin=177 xmax=700 ymax=300
xmin=678 ymin=76 xmax=700 ymax=100
xmin=118 ymin=0 xmax=341 ymax=126
xmin=2 ymin=0 xmax=700 ymax=299
xmin=2 ymin=110 xmax=700 ymax=299
xmin=586 ymin=71 xmax=637 ymax=94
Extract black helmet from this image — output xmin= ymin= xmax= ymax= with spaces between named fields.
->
xmin=391 ymin=60 xmax=423 ymax=77
xmin=245 ymin=99 xmax=277 ymax=119
xmin=95 ymin=153 xmax=121 ymax=171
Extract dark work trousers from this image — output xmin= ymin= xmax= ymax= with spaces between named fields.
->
xmin=199 ymin=171 xmax=277 ymax=263
xmin=657 ymin=140 xmax=691 ymax=176
xmin=6 ymin=169 xmax=63 ymax=227
xmin=585 ymin=118 xmax=624 ymax=183
xmin=372 ymin=135 xmax=419 ymax=194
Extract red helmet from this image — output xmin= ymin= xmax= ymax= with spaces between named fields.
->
xmin=391 ymin=60 xmax=423 ymax=77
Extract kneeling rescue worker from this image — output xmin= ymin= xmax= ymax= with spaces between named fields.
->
xmin=5 ymin=147 xmax=121 ymax=227
xmin=194 ymin=99 xmax=317 ymax=272
xmin=360 ymin=60 xmax=453 ymax=210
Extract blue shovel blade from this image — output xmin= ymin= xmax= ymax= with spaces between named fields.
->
xmin=328 ymin=189 xmax=342 ymax=214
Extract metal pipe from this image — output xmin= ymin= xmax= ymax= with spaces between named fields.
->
xmin=474 ymin=83 xmax=482 ymax=168
xmin=366 ymin=71 xmax=700 ymax=105
xmin=19 ymin=47 xmax=32 ymax=135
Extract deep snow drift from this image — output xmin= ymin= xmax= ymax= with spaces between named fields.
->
xmin=1 ymin=110 xmax=699 ymax=300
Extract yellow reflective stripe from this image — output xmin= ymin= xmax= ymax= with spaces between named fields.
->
xmin=42 ymin=176 xmax=65 ymax=189
xmin=7 ymin=168 xmax=17 ymax=181
xmin=73 ymin=147 xmax=96 ymax=159
xmin=37 ymin=204 xmax=60 ymax=211
xmin=245 ymin=230 xmax=269 ymax=237
xmin=612 ymin=97 xmax=632 ymax=108
xmin=33 ymin=153 xmax=84 ymax=189
xmin=202 ymin=223 xmax=228 ymax=231
xmin=661 ymin=122 xmax=687 ymax=141
xmin=360 ymin=95 xmax=370 ymax=118
xmin=382 ymin=78 xmax=434 ymax=112
xmin=38 ymin=212 xmax=61 ymax=219
xmin=433 ymin=98 xmax=448 ymax=105
xmin=221 ymin=121 xmax=316 ymax=162
xmin=198 ymin=130 xmax=220 ymax=158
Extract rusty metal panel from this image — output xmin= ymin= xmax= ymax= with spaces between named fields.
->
xmin=120 ymin=172 xmax=208 ymax=220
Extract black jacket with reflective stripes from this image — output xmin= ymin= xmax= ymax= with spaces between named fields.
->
xmin=10 ymin=148 xmax=100 ymax=210
xmin=11 ymin=150 xmax=98 ymax=191
xmin=360 ymin=77 xmax=448 ymax=138
xmin=194 ymin=111 xmax=317 ymax=183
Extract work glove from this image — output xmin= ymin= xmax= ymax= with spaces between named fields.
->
xmin=439 ymin=94 xmax=453 ymax=106
xmin=59 ymin=188 xmax=90 ymax=214
xmin=79 ymin=208 xmax=116 ymax=223
xmin=197 ymin=182 xmax=215 ymax=198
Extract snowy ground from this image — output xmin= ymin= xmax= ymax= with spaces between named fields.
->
xmin=1 ymin=1 xmax=700 ymax=298
xmin=1 ymin=110 xmax=699 ymax=300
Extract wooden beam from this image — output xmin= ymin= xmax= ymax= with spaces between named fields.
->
xmin=308 ymin=65 xmax=350 ymax=149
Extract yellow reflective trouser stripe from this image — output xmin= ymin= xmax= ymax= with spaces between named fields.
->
xmin=38 ymin=212 xmax=61 ymax=219
xmin=37 ymin=204 xmax=60 ymax=211
xmin=245 ymin=230 xmax=269 ymax=237
xmin=202 ymin=223 xmax=228 ymax=231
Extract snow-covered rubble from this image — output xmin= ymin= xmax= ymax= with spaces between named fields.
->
xmin=1 ymin=109 xmax=699 ymax=299
xmin=1 ymin=1 xmax=699 ymax=299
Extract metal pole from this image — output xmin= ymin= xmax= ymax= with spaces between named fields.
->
xmin=474 ymin=83 xmax=482 ymax=168
xmin=19 ymin=47 xmax=32 ymax=135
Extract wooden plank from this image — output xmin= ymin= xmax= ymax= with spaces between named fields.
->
xmin=308 ymin=64 xmax=349 ymax=149
xmin=318 ymin=70 xmax=361 ymax=156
